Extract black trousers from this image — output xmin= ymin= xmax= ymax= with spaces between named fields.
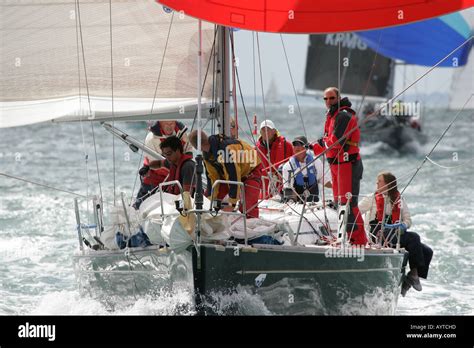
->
xmin=385 ymin=230 xmax=433 ymax=279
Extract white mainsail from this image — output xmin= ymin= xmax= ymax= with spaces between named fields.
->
xmin=0 ymin=0 xmax=215 ymax=128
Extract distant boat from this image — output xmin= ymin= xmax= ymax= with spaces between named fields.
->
xmin=265 ymin=75 xmax=282 ymax=105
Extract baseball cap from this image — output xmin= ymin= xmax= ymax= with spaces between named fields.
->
xmin=259 ymin=119 xmax=276 ymax=130
xmin=292 ymin=135 xmax=309 ymax=147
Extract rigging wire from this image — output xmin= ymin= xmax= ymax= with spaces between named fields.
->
xmin=129 ymin=12 xmax=175 ymax=205
xmin=400 ymin=96 xmax=473 ymax=196
xmin=230 ymin=32 xmax=257 ymax=145
xmin=356 ymin=31 xmax=384 ymax=117
xmin=230 ymin=30 xmax=239 ymax=137
xmin=234 ymin=60 xmax=257 ymax=145
xmin=256 ymin=33 xmax=276 ymax=195
xmin=0 ymin=172 xmax=88 ymax=199
xmin=189 ymin=27 xmax=218 ymax=133
xmin=74 ymin=0 xmax=90 ymax=216
xmin=255 ymin=33 xmax=267 ymax=121
xmin=253 ymin=32 xmax=257 ymax=113
xmin=108 ymin=0 xmax=116 ymax=206
xmin=279 ymin=34 xmax=307 ymax=138
xmin=75 ymin=0 xmax=103 ymax=205
xmin=425 ymin=155 xmax=474 ymax=169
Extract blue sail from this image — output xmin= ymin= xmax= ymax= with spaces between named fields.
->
xmin=356 ymin=12 xmax=472 ymax=67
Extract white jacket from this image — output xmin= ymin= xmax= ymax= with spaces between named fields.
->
xmin=358 ymin=193 xmax=412 ymax=231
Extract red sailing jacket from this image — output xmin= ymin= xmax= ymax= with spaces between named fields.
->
xmin=375 ymin=192 xmax=401 ymax=223
xmin=142 ymin=156 xmax=169 ymax=186
xmin=323 ymin=104 xmax=361 ymax=163
xmin=256 ymin=134 xmax=294 ymax=175
xmin=164 ymin=154 xmax=194 ymax=195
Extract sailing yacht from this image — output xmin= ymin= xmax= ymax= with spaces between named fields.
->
xmin=265 ymin=75 xmax=282 ymax=106
xmin=2 ymin=0 xmax=471 ymax=315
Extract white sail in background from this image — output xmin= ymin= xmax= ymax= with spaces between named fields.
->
xmin=0 ymin=0 xmax=215 ymax=128
xmin=266 ymin=75 xmax=282 ymax=105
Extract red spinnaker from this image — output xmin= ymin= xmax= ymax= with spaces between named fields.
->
xmin=157 ymin=0 xmax=474 ymax=33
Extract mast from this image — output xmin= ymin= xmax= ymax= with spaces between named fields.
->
xmin=195 ymin=20 xmax=204 ymax=239
xmin=216 ymin=26 xmax=231 ymax=137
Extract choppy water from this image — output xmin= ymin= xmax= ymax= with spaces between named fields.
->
xmin=0 ymin=101 xmax=473 ymax=315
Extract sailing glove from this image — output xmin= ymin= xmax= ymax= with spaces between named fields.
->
xmin=139 ymin=165 xmax=150 ymax=176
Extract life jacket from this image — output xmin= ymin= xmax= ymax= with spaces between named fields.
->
xmin=256 ymin=134 xmax=293 ymax=173
xmin=165 ymin=153 xmax=194 ymax=195
xmin=289 ymin=154 xmax=317 ymax=188
xmin=324 ymin=103 xmax=361 ymax=163
xmin=375 ymin=191 xmax=401 ymax=224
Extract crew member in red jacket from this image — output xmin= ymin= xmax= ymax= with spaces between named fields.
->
xmin=314 ymin=87 xmax=367 ymax=245
xmin=160 ymin=136 xmax=196 ymax=195
xmin=256 ymin=119 xmax=294 ymax=199
xmin=133 ymin=120 xmax=192 ymax=209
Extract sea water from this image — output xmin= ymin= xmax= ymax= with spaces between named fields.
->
xmin=0 ymin=102 xmax=472 ymax=315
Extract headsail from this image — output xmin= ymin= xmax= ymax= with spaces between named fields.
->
xmin=157 ymin=0 xmax=474 ymax=33
xmin=0 ymin=0 xmax=215 ymax=128
xmin=356 ymin=12 xmax=472 ymax=67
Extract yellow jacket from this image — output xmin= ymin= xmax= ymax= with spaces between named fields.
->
xmin=204 ymin=135 xmax=261 ymax=205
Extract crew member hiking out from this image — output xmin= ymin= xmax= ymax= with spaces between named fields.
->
xmin=189 ymin=130 xmax=263 ymax=218
xmin=359 ymin=171 xmax=433 ymax=296
xmin=314 ymin=87 xmax=367 ymax=245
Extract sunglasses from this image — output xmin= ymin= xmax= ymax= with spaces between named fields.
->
xmin=323 ymin=96 xmax=336 ymax=101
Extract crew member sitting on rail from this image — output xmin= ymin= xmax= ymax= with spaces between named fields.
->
xmin=282 ymin=135 xmax=332 ymax=203
xmin=189 ymin=130 xmax=263 ymax=218
xmin=359 ymin=171 xmax=433 ymax=297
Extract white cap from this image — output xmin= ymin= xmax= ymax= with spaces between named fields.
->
xmin=259 ymin=119 xmax=276 ymax=130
